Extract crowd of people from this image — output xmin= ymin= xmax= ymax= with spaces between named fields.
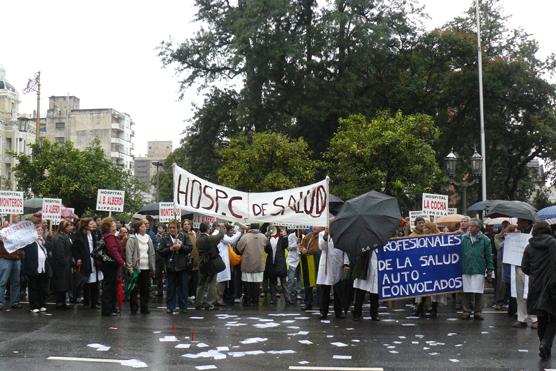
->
xmin=1 ymin=213 xmax=556 ymax=359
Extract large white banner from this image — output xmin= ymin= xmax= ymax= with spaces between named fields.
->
xmin=0 ymin=221 xmax=38 ymax=253
xmin=0 ymin=191 xmax=24 ymax=215
xmin=173 ymin=164 xmax=329 ymax=226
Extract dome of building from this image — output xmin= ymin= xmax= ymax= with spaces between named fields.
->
xmin=0 ymin=65 xmax=18 ymax=94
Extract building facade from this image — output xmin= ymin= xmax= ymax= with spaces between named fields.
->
xmin=44 ymin=96 xmax=135 ymax=172
xmin=0 ymin=66 xmax=36 ymax=189
xmin=134 ymin=141 xmax=172 ymax=199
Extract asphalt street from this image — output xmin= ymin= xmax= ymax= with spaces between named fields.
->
xmin=0 ymin=297 xmax=552 ymax=371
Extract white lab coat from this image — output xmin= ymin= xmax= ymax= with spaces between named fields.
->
xmin=353 ymin=250 xmax=378 ymax=294
xmin=286 ymin=232 xmax=300 ymax=269
xmin=316 ymin=231 xmax=349 ymax=286
xmin=216 ymin=229 xmax=242 ymax=283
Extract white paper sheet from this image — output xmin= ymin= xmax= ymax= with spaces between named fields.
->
xmin=333 ymin=355 xmax=352 ymax=360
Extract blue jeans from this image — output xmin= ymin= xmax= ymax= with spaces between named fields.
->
xmin=0 ymin=259 xmax=21 ymax=306
xmin=167 ymin=270 xmax=189 ymax=311
xmin=287 ymin=265 xmax=301 ymax=298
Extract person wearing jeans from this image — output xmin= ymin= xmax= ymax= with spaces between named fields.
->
xmin=158 ymin=221 xmax=192 ymax=314
xmin=286 ymin=230 xmax=301 ymax=301
xmin=0 ymin=239 xmax=23 ymax=310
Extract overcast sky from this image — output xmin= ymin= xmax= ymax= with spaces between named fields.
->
xmin=2 ymin=0 xmax=555 ymax=156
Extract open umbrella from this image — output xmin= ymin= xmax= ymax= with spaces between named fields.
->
xmin=467 ymin=200 xmax=499 ymax=212
xmin=485 ymin=200 xmax=537 ymax=222
xmin=137 ymin=203 xmax=159 ymax=215
xmin=24 ymin=198 xmax=44 ymax=214
xmin=434 ymin=214 xmax=466 ymax=227
xmin=331 ymin=190 xmax=401 ymax=257
xmin=33 ymin=206 xmax=78 ymax=220
xmin=538 ymin=206 xmax=556 ymax=223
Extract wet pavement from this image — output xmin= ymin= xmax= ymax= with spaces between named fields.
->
xmin=0 ymin=297 xmax=553 ymax=370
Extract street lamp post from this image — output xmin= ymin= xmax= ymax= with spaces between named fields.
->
xmin=444 ymin=148 xmax=483 ymax=215
xmin=152 ymin=161 xmax=163 ymax=203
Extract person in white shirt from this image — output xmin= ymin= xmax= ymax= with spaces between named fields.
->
xmin=216 ymin=224 xmax=242 ymax=305
xmin=287 ymin=230 xmax=302 ymax=302
xmin=22 ymin=223 xmax=51 ymax=313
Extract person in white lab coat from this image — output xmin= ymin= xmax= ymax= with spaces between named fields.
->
xmin=352 ymin=247 xmax=379 ymax=321
xmin=216 ymin=224 xmax=242 ymax=306
xmin=317 ymin=225 xmax=350 ymax=320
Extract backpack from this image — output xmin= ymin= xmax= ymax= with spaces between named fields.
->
xmin=91 ymin=239 xmax=115 ymax=263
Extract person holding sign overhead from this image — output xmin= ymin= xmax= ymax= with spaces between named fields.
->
xmin=460 ymin=218 xmax=494 ymax=320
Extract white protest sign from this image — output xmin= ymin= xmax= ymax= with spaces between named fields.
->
xmin=0 ymin=191 xmax=24 ymax=215
xmin=159 ymin=202 xmax=181 ymax=223
xmin=409 ymin=211 xmax=429 ymax=228
xmin=422 ymin=193 xmax=449 ymax=218
xmin=448 ymin=208 xmax=458 ymax=215
xmin=42 ymin=198 xmax=62 ymax=223
xmin=0 ymin=221 xmax=38 ymax=253
xmin=503 ymin=232 xmax=531 ymax=266
xmin=192 ymin=213 xmax=217 ymax=229
xmin=96 ymin=189 xmax=125 ymax=212
xmin=173 ymin=164 xmax=329 ymax=227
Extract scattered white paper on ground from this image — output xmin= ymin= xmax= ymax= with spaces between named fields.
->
xmin=398 ymin=336 xmax=406 ymax=339
xmin=455 ymin=344 xmax=463 ymax=347
xmin=108 ymin=327 xmax=118 ymax=330
xmin=294 ymin=317 xmax=310 ymax=320
xmin=415 ymin=335 xmax=424 ymax=338
xmin=228 ymin=352 xmax=246 ymax=358
xmin=481 ymin=331 xmax=489 ymax=334
xmin=346 ymin=328 xmax=354 ymax=331
xmin=282 ymin=320 xmax=296 ymax=323
xmin=240 ymin=337 xmax=267 ymax=344
xmin=96 ymin=346 xmax=111 ymax=351
xmin=216 ymin=346 xmax=230 ymax=351
xmin=87 ymin=343 xmax=110 ymax=351
xmin=518 ymin=349 xmax=528 ymax=352
xmin=269 ymin=313 xmax=300 ymax=317
xmin=428 ymin=352 xmax=439 ymax=356
xmin=298 ymin=340 xmax=313 ymax=345
xmin=381 ymin=319 xmax=395 ymax=322
xmin=120 ymin=359 xmax=148 ymax=368
xmin=327 ymin=335 xmax=334 ymax=338
xmin=423 ymin=347 xmax=430 ymax=350
xmin=321 ymin=320 xmax=331 ymax=324
xmin=333 ymin=355 xmax=352 ymax=360
xmin=287 ymin=326 xmax=300 ymax=330
xmin=389 ymin=350 xmax=399 ymax=354
xmin=254 ymin=323 xmax=280 ymax=329
xmin=197 ymin=343 xmax=209 ymax=348
xmin=159 ymin=336 xmax=179 ymax=342
xmin=401 ymin=323 xmax=416 ymax=327
xmin=190 ymin=316 xmax=205 ymax=320
xmin=225 ymin=322 xmax=247 ymax=327
xmin=406 ymin=316 xmax=420 ymax=320
xmin=393 ymin=341 xmax=402 ymax=345
xmin=446 ymin=318 xmax=458 ymax=321
xmin=449 ymin=359 xmax=460 ymax=363
xmin=268 ymin=350 xmax=296 ymax=354
xmin=412 ymin=341 xmax=419 ymax=344
xmin=245 ymin=350 xmax=265 ymax=355
xmin=195 ymin=366 xmax=217 ymax=370
xmin=175 ymin=344 xmax=191 ymax=349
xmin=153 ymin=331 xmax=161 ymax=334
xmin=298 ymin=361 xmax=309 ymax=364
xmin=352 ymin=339 xmax=360 ymax=343
xmin=331 ymin=342 xmax=348 ymax=347
xmin=387 ymin=346 xmax=396 ymax=349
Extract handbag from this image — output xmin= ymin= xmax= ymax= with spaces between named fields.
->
xmin=91 ymin=239 xmax=114 ymax=263
xmin=210 ymin=254 xmax=226 ymax=275
xmin=228 ymin=244 xmax=241 ymax=266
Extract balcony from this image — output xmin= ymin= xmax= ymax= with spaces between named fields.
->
xmin=111 ymin=122 xmax=125 ymax=131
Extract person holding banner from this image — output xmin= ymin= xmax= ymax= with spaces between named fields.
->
xmin=460 ymin=218 xmax=494 ymax=320
xmin=299 ymin=227 xmax=323 ymax=311
xmin=0 ymin=236 xmax=24 ymax=311
xmin=22 ymin=223 xmax=51 ymax=313
xmin=51 ymin=220 xmax=74 ymax=309
xmin=317 ymin=224 xmax=349 ymax=319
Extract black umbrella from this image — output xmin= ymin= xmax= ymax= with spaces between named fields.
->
xmin=23 ymin=197 xmax=44 ymax=214
xmin=484 ymin=200 xmax=538 ymax=222
xmin=331 ymin=191 xmax=402 ymax=257
xmin=137 ymin=203 xmax=159 ymax=215
xmin=329 ymin=194 xmax=344 ymax=215
xmin=467 ymin=200 xmax=495 ymax=212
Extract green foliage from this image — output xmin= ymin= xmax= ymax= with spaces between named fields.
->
xmin=217 ymin=132 xmax=318 ymax=192
xmin=13 ymin=139 xmax=145 ymax=215
xmin=157 ymin=142 xmax=190 ymax=202
xmin=325 ymin=112 xmax=445 ymax=210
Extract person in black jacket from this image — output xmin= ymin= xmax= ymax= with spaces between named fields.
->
xmin=264 ymin=228 xmax=291 ymax=305
xmin=22 ymin=223 xmax=51 ymax=313
xmin=50 ymin=220 xmax=74 ymax=309
xmin=158 ymin=220 xmax=192 ymax=314
xmin=522 ymin=221 xmax=556 ymax=360
xmin=72 ymin=218 xmax=102 ymax=309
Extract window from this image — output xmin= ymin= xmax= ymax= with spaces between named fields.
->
xmin=6 ymin=138 xmax=12 ymax=151
xmin=55 ymin=122 xmax=65 ymax=129
xmin=55 ymin=137 xmax=65 ymax=144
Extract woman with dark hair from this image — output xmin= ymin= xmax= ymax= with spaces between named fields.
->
xmin=72 ymin=218 xmax=103 ymax=309
xmin=522 ymin=221 xmax=556 ymax=359
xmin=22 ymin=223 xmax=51 ymax=313
xmin=125 ymin=219 xmax=155 ymax=314
xmin=100 ymin=217 xmax=125 ymax=316
xmin=51 ymin=220 xmax=74 ymax=309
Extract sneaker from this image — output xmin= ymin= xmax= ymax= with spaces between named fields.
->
xmin=39 ymin=307 xmax=47 ymax=312
xmin=31 ymin=309 xmax=40 ymax=313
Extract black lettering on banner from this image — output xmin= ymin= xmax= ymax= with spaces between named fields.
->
xmin=202 ymin=185 xmax=215 ymax=210
xmin=287 ymin=195 xmax=298 ymax=213
xmin=271 ymin=197 xmax=285 ymax=216
xmin=176 ymin=175 xmax=190 ymax=206
xmin=215 ymin=189 xmax=228 ymax=214
xmin=303 ymin=189 xmax=315 ymax=215
xmin=190 ymin=179 xmax=202 ymax=209
xmin=228 ymin=196 xmax=242 ymax=218
xmin=252 ymin=204 xmax=263 ymax=216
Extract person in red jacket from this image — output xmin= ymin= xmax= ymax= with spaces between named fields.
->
xmin=99 ymin=217 xmax=125 ymax=316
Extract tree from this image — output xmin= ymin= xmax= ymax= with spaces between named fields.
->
xmin=216 ymin=131 xmax=318 ymax=192
xmin=325 ymin=112 xmax=445 ymax=211
xmin=13 ymin=139 xmax=145 ymax=215
xmin=156 ymin=142 xmax=190 ymax=202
